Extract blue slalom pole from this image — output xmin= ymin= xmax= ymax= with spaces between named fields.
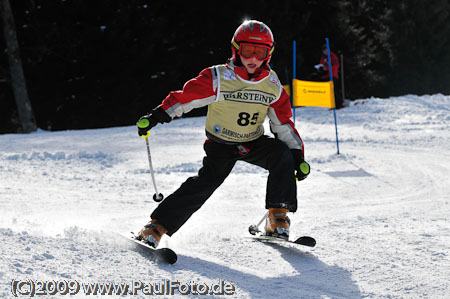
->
xmin=333 ymin=105 xmax=340 ymax=155
xmin=325 ymin=38 xmax=333 ymax=82
xmin=325 ymin=38 xmax=340 ymax=155
xmin=292 ymin=40 xmax=296 ymax=124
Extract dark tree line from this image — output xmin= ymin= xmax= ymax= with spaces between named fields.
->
xmin=1 ymin=0 xmax=36 ymax=132
xmin=1 ymin=0 xmax=449 ymax=133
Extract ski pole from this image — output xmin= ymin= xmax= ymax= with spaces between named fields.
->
xmin=143 ymin=133 xmax=164 ymax=202
xmin=248 ymin=212 xmax=268 ymax=235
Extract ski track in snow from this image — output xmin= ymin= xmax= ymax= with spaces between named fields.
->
xmin=1 ymin=94 xmax=450 ymax=298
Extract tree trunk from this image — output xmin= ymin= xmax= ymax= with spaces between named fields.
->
xmin=0 ymin=0 xmax=37 ymax=132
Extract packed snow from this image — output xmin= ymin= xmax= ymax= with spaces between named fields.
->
xmin=1 ymin=94 xmax=449 ymax=298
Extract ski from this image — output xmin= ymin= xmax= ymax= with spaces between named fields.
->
xmin=248 ymin=223 xmax=316 ymax=247
xmin=248 ymin=234 xmax=316 ymax=247
xmin=119 ymin=233 xmax=177 ymax=264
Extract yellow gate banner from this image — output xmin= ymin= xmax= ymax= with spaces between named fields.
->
xmin=292 ymin=79 xmax=335 ymax=108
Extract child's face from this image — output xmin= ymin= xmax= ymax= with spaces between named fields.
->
xmin=240 ymin=56 xmax=264 ymax=74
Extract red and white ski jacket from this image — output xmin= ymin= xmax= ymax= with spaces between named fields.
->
xmin=320 ymin=51 xmax=340 ymax=79
xmin=158 ymin=61 xmax=304 ymax=155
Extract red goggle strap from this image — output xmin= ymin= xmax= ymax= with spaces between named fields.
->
xmin=232 ymin=40 xmax=240 ymax=51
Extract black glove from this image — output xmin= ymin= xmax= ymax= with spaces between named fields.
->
xmin=296 ymin=160 xmax=310 ymax=181
xmin=136 ymin=107 xmax=172 ymax=137
xmin=291 ymin=149 xmax=310 ymax=181
xmin=137 ymin=114 xmax=158 ymax=137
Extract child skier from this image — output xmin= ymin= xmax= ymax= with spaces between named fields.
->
xmin=136 ymin=20 xmax=310 ymax=248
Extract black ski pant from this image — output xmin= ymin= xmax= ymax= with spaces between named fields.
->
xmin=151 ymin=135 xmax=297 ymax=236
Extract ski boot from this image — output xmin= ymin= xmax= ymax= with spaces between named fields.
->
xmin=137 ymin=219 xmax=167 ymax=248
xmin=265 ymin=208 xmax=290 ymax=240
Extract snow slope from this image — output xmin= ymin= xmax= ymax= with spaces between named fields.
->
xmin=1 ymin=94 xmax=449 ymax=298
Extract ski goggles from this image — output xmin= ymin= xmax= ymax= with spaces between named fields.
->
xmin=238 ymin=43 xmax=272 ymax=61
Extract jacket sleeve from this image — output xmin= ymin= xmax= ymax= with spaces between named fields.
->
xmin=268 ymin=88 xmax=304 ymax=155
xmin=160 ymin=67 xmax=217 ymax=118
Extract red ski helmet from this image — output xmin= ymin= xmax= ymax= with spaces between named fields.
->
xmin=231 ymin=20 xmax=275 ymax=64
